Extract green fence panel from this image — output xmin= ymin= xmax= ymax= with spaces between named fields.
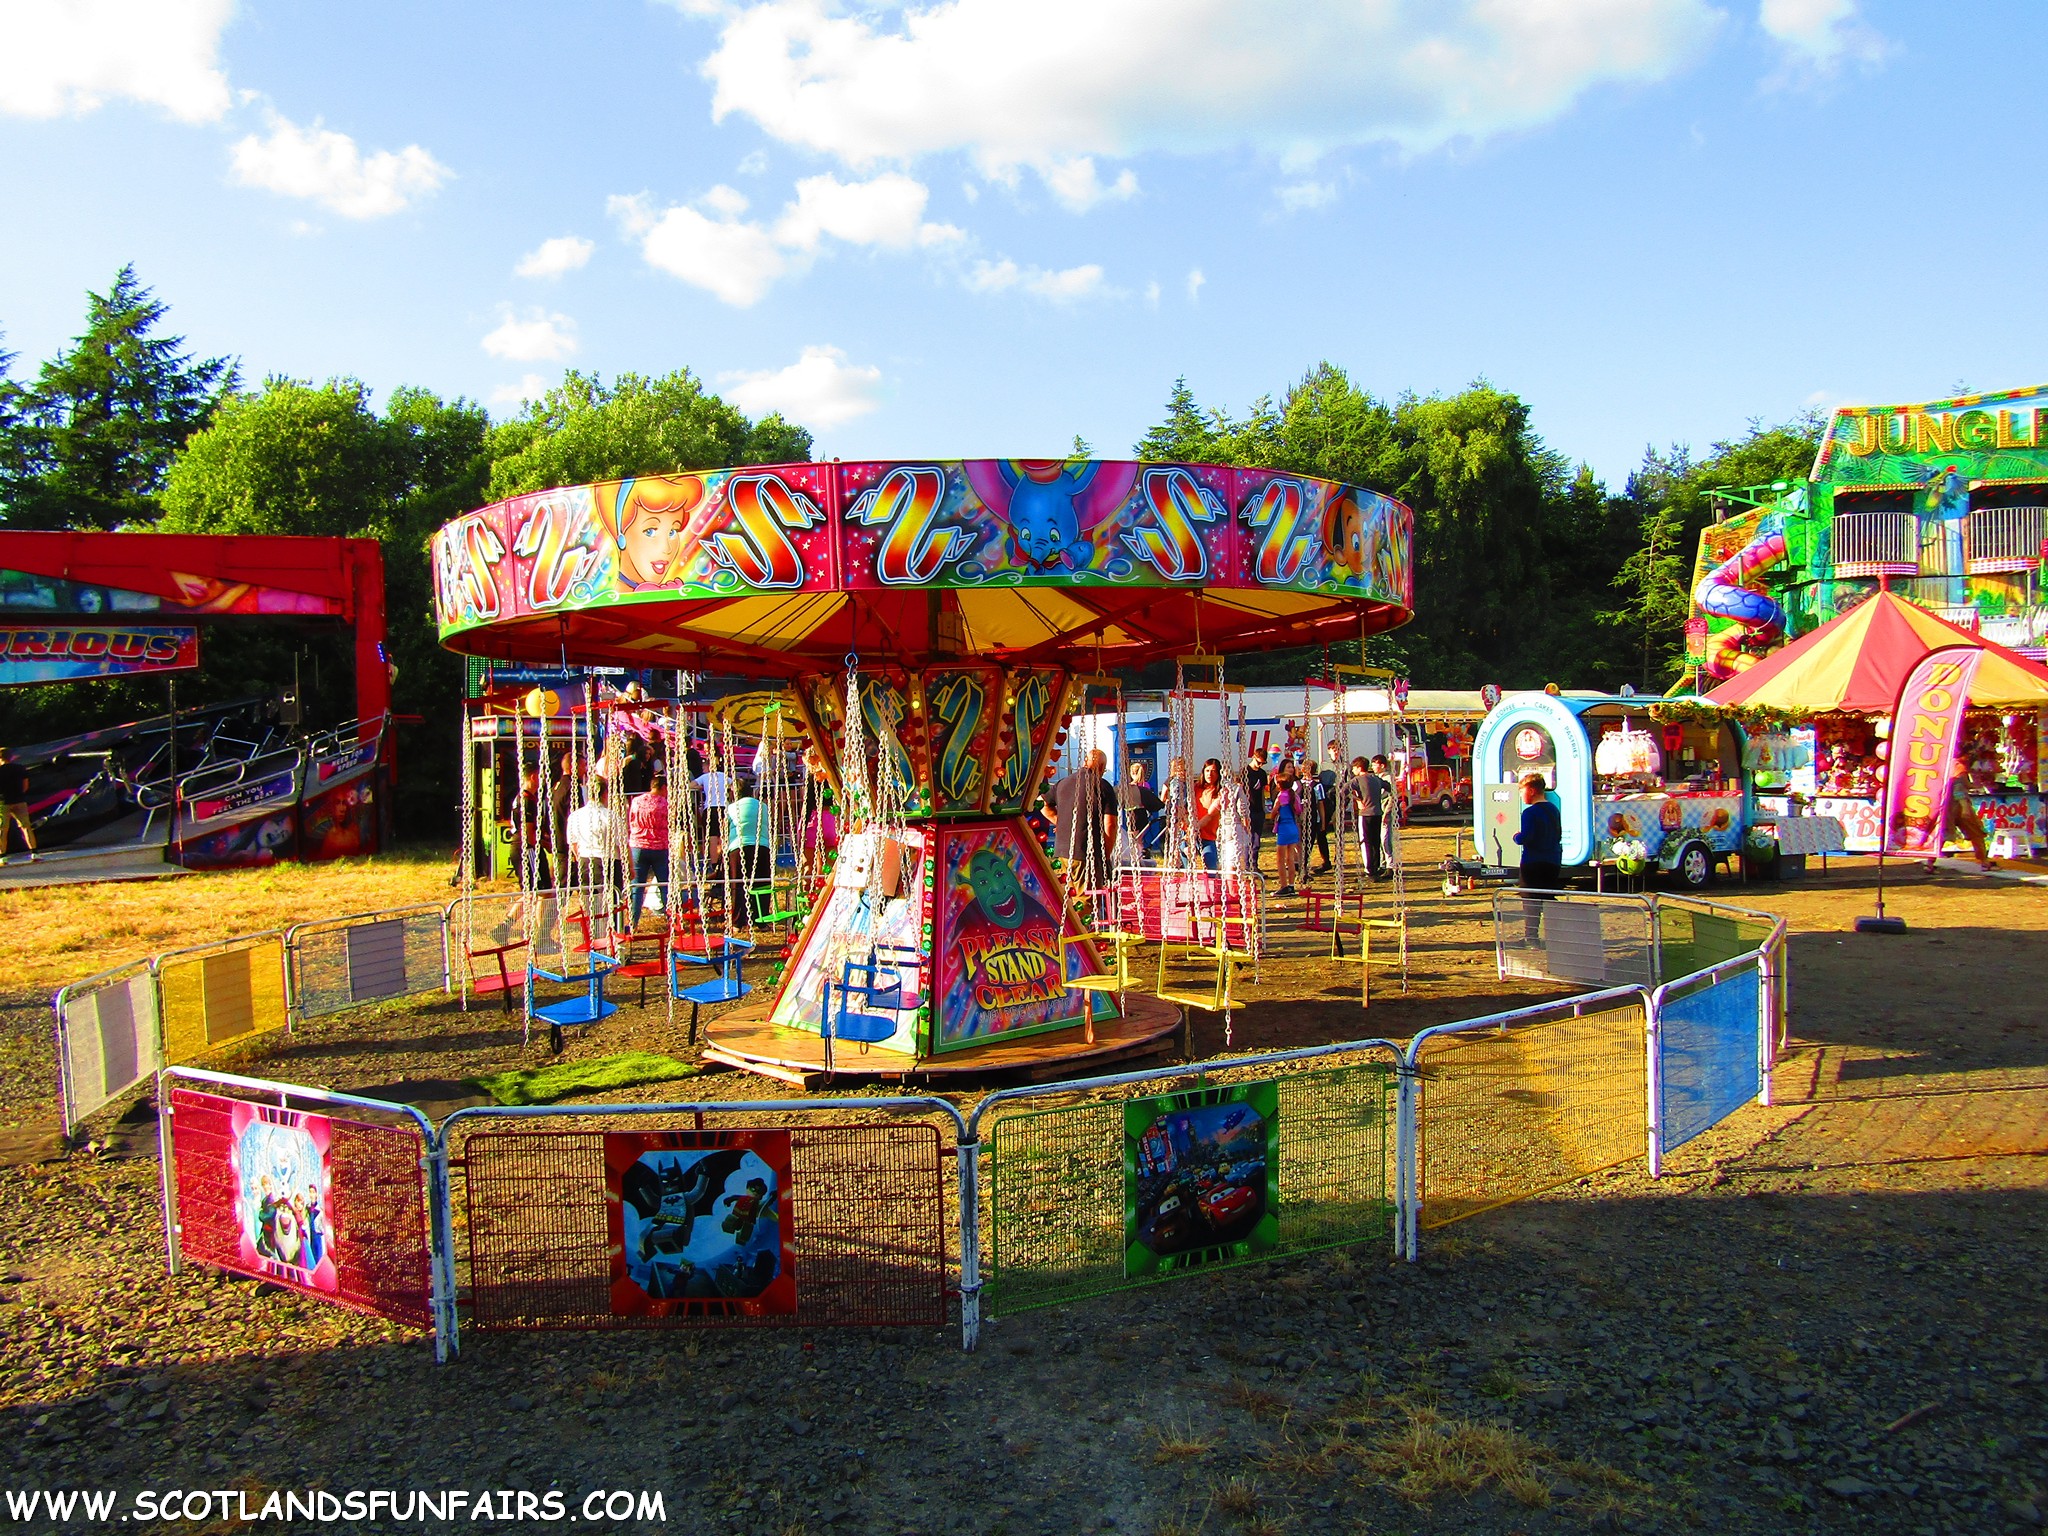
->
xmin=985 ymin=1061 xmax=1391 ymax=1317
xmin=1657 ymin=904 xmax=1773 ymax=982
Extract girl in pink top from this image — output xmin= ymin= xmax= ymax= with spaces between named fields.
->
xmin=627 ymin=777 xmax=669 ymax=926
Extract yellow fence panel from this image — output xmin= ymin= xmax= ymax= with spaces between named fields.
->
xmin=158 ymin=935 xmax=289 ymax=1067
xmin=1417 ymin=999 xmax=1646 ymax=1229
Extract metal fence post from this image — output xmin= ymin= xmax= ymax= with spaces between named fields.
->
xmin=425 ymin=1135 xmax=460 ymax=1364
xmin=156 ymin=1071 xmax=182 ymax=1276
xmin=1644 ymin=985 xmax=1665 ymax=1180
xmin=1756 ymin=932 xmax=1776 ymax=1108
xmin=957 ymin=1136 xmax=983 ymax=1353
xmin=1491 ymin=892 xmax=1510 ymax=981
xmin=1394 ymin=1058 xmax=1420 ymax=1261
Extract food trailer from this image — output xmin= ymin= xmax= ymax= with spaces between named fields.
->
xmin=1469 ymin=691 xmax=1752 ymax=889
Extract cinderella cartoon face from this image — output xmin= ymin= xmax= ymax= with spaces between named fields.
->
xmin=612 ymin=479 xmax=705 ymax=589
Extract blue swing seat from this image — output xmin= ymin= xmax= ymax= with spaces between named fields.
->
xmin=669 ymin=937 xmax=755 ymax=1045
xmin=526 ymin=953 xmax=620 ymax=1052
xmin=822 ymin=952 xmax=906 ymax=1046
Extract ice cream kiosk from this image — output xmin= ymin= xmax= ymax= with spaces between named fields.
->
xmin=1471 ymin=691 xmax=1752 ymax=888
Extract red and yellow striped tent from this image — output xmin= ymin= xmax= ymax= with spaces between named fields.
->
xmin=1704 ymin=592 xmax=2048 ymax=712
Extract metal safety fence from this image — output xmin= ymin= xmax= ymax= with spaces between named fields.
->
xmin=1492 ymin=889 xmax=1656 ymax=988
xmin=971 ymin=1042 xmax=1399 ymax=1320
xmin=1407 ymin=989 xmax=1649 ymax=1240
xmin=288 ymin=906 xmax=450 ymax=1023
xmin=122 ymin=895 xmax=1790 ymax=1360
xmin=156 ymin=932 xmax=290 ymax=1070
xmin=443 ymin=1099 xmax=962 ymax=1337
xmin=54 ymin=958 xmax=162 ymax=1132
xmin=1654 ymin=899 xmax=1773 ymax=982
xmin=160 ymin=1067 xmax=451 ymax=1358
xmin=1649 ymin=955 xmax=1765 ymax=1173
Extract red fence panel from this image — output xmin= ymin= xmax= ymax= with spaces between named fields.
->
xmin=460 ymin=1121 xmax=947 ymax=1330
xmin=169 ymin=1087 xmax=432 ymax=1328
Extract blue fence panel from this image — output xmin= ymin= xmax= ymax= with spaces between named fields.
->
xmin=1658 ymin=966 xmax=1761 ymax=1152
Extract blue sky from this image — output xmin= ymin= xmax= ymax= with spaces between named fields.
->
xmin=2 ymin=0 xmax=2043 ymax=488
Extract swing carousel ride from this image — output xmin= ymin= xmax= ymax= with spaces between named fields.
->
xmin=432 ymin=458 xmax=1414 ymax=1084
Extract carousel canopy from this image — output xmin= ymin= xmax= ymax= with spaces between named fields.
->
xmin=431 ymin=459 xmax=1413 ymax=676
xmin=1703 ymin=591 xmax=2048 ymax=713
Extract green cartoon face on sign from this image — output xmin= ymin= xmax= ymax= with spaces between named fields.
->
xmin=965 ymin=848 xmax=1028 ymax=929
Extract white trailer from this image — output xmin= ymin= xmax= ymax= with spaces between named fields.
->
xmin=1055 ymin=686 xmax=1393 ymax=785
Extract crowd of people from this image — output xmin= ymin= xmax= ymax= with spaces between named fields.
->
xmin=496 ymin=725 xmax=818 ymax=929
xmin=1039 ymin=741 xmax=1403 ymax=897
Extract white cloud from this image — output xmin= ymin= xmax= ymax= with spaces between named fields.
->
xmin=722 ymin=345 xmax=884 ymax=428
xmin=490 ymin=374 xmax=550 ymax=411
xmin=966 ymin=258 xmax=1021 ymax=294
xmin=736 ymin=148 xmax=769 ymax=174
xmin=229 ymin=113 xmax=451 ymax=219
xmin=1277 ymin=180 xmax=1338 ymax=211
xmin=774 ymin=172 xmax=962 ymax=251
xmin=481 ymin=309 xmax=578 ymax=363
xmin=965 ymin=257 xmax=1109 ymax=303
xmin=1186 ymin=268 xmax=1205 ymax=303
xmin=514 ymin=235 xmax=595 ymax=279
xmin=611 ymin=190 xmax=790 ymax=307
xmin=699 ymin=0 xmax=1720 ymax=201
xmin=702 ymin=183 xmax=752 ymax=218
xmin=1040 ymin=156 xmax=1139 ymax=212
xmin=0 ymin=0 xmax=233 ymax=123
xmin=1757 ymin=0 xmax=1886 ymax=70
xmin=1143 ymin=280 xmax=1161 ymax=309
xmin=612 ymin=172 xmax=961 ymax=306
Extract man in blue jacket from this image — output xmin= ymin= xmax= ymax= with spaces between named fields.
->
xmin=1513 ymin=772 xmax=1563 ymax=942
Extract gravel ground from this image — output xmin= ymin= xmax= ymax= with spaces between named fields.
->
xmin=2 ymin=834 xmax=2044 ymax=1534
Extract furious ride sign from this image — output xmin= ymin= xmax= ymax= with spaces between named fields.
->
xmin=0 ymin=625 xmax=198 ymax=685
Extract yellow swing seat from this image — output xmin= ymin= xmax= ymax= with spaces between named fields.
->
xmin=1063 ymin=929 xmax=1137 ymax=994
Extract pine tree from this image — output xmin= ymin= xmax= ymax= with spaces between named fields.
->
xmin=1133 ymin=377 xmax=1219 ymax=461
xmin=4 ymin=266 xmax=235 ymax=529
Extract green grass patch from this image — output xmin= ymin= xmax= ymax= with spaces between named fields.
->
xmin=473 ymin=1051 xmax=702 ymax=1107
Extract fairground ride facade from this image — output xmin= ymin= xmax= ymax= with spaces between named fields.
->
xmin=432 ymin=457 xmax=1414 ymax=1080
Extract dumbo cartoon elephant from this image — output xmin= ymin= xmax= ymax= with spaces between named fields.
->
xmin=996 ymin=461 xmax=1099 ymax=571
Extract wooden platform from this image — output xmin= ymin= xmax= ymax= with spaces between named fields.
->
xmin=701 ymin=993 xmax=1185 ymax=1088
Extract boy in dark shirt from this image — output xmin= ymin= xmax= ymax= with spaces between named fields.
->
xmin=1513 ymin=772 xmax=1564 ymax=941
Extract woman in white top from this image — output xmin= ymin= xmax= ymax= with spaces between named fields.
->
xmin=693 ymin=766 xmax=730 ymax=863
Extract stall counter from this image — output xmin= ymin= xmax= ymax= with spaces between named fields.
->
xmin=1592 ymin=791 xmax=1743 ymax=862
xmin=1812 ymin=792 xmax=2044 ymax=853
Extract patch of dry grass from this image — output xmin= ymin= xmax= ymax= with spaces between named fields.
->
xmin=1247 ymin=1386 xmax=1652 ymax=1519
xmin=1213 ymin=1379 xmax=1290 ymax=1418
xmin=1348 ymin=1396 xmax=1648 ymax=1513
xmin=1149 ymin=1419 xmax=1218 ymax=1464
xmin=1 ymin=848 xmax=457 ymax=995
xmin=1208 ymin=1478 xmax=1259 ymax=1517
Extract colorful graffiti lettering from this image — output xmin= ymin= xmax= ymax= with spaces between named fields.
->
xmin=1126 ymin=467 xmax=1218 ymax=582
xmin=857 ymin=677 xmax=917 ymax=800
xmin=854 ymin=465 xmax=963 ymax=586
xmin=997 ymin=672 xmax=1055 ymax=805
xmin=710 ymin=473 xmax=820 ymax=591
xmin=511 ymin=488 xmax=605 ymax=611
xmin=928 ymin=671 xmax=988 ymax=806
xmin=1243 ymin=478 xmax=1318 ymax=585
xmin=435 ymin=515 xmax=505 ymax=625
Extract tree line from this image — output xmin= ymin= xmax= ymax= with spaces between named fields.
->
xmin=0 ymin=266 xmax=1819 ymax=835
